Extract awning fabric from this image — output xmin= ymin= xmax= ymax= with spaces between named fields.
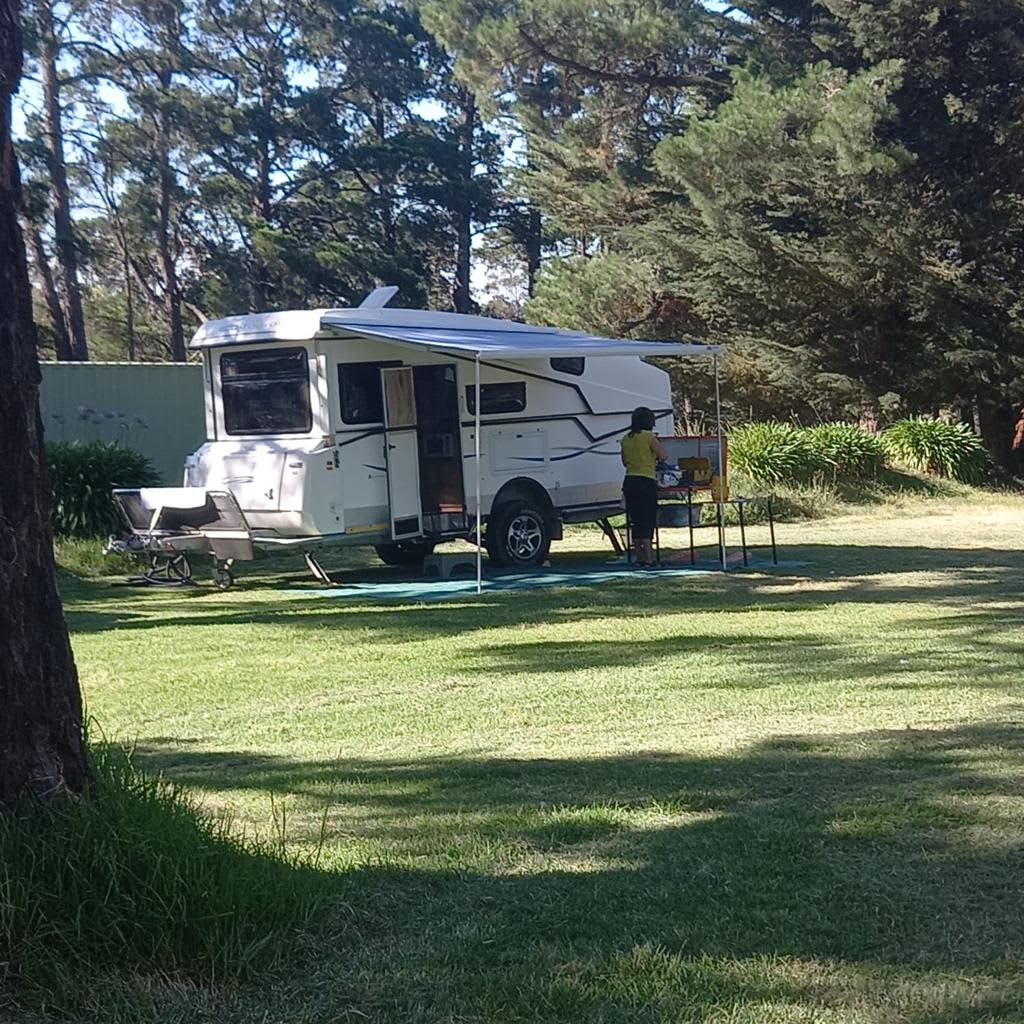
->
xmin=318 ymin=316 xmax=721 ymax=360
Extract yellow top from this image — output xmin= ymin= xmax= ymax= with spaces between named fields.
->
xmin=621 ymin=430 xmax=657 ymax=479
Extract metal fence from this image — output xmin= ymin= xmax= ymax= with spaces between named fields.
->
xmin=39 ymin=362 xmax=206 ymax=483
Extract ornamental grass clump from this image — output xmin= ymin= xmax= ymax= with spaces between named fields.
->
xmin=882 ymin=418 xmax=988 ymax=483
xmin=46 ymin=441 xmax=160 ymax=538
xmin=805 ymin=423 xmax=886 ymax=479
xmin=728 ymin=422 xmax=824 ymax=485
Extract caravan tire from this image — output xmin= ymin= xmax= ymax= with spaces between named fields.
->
xmin=486 ymin=501 xmax=552 ymax=568
xmin=374 ymin=541 xmax=435 ymax=567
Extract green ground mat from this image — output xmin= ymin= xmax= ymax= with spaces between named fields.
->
xmin=294 ymin=557 xmax=792 ymax=603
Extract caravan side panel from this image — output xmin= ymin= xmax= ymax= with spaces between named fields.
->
xmin=457 ymin=354 xmax=673 ymax=521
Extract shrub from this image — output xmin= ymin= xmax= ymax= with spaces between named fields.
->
xmin=882 ymin=418 xmax=988 ymax=483
xmin=805 ymin=423 xmax=885 ymax=479
xmin=46 ymin=441 xmax=160 ymax=538
xmin=0 ymin=745 xmax=327 ymax=1014
xmin=728 ymin=422 xmax=824 ymax=484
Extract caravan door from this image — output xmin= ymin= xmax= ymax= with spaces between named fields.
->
xmin=380 ymin=367 xmax=423 ymax=539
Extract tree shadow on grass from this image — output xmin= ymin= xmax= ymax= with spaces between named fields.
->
xmin=110 ymin=720 xmax=1024 ymax=1021
xmin=60 ymin=542 xmax=1023 ymax=645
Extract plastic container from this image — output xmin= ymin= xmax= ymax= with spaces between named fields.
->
xmin=658 ymin=505 xmax=702 ymax=527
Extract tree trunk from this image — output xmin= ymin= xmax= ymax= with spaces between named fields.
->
xmin=249 ymin=142 xmax=271 ymax=312
xmin=155 ymin=74 xmax=185 ymax=361
xmin=452 ymin=90 xmax=475 ymax=314
xmin=36 ymin=0 xmax=88 ymax=361
xmin=121 ymin=233 xmax=136 ymax=361
xmin=371 ymin=98 xmax=397 ymax=257
xmin=0 ymin=0 xmax=90 ymax=809
xmin=525 ymin=205 xmax=542 ymax=298
xmin=976 ymin=400 xmax=1017 ymax=471
xmin=29 ymin=224 xmax=71 ymax=360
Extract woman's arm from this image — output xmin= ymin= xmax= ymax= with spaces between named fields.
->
xmin=651 ymin=435 xmax=668 ymax=461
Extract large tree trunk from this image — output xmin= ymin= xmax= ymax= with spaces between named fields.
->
xmin=452 ymin=89 xmax=475 ymax=314
xmin=36 ymin=0 xmax=88 ymax=361
xmin=0 ymin=0 xmax=90 ymax=808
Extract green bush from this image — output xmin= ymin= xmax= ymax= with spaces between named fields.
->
xmin=0 ymin=744 xmax=327 ymax=1014
xmin=805 ymin=423 xmax=885 ymax=479
xmin=728 ymin=422 xmax=824 ymax=484
xmin=882 ymin=417 xmax=988 ymax=483
xmin=46 ymin=441 xmax=160 ymax=538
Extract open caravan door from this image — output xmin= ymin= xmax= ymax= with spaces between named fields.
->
xmin=380 ymin=366 xmax=423 ymax=540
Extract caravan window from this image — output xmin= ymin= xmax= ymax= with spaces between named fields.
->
xmin=550 ymin=357 xmax=585 ymax=376
xmin=220 ymin=348 xmax=311 ymax=435
xmin=466 ymin=382 xmax=527 ymax=416
xmin=338 ymin=362 xmax=401 ymax=424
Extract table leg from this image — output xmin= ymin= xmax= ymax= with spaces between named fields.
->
xmin=687 ymin=489 xmax=695 ymax=565
xmin=716 ymin=499 xmax=726 ymax=570
xmin=738 ymin=500 xmax=748 ymax=566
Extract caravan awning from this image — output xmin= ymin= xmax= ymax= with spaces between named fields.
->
xmin=318 ymin=315 xmax=720 ymax=360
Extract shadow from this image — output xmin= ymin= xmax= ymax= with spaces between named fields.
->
xmin=104 ymin=720 xmax=1024 ymax=1021
xmin=58 ymin=542 xmax=1023 ymax=663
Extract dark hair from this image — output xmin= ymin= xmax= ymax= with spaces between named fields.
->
xmin=629 ymin=406 xmax=656 ymax=434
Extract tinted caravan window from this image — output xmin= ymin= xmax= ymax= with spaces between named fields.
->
xmin=220 ymin=348 xmax=311 ymax=435
xmin=550 ymin=357 xmax=585 ymax=376
xmin=339 ymin=363 xmax=385 ymax=424
xmin=466 ymin=382 xmax=527 ymax=415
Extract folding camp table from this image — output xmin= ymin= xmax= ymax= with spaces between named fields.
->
xmin=625 ymin=488 xmax=778 ymax=568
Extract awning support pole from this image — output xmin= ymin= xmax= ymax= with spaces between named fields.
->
xmin=475 ymin=353 xmax=482 ymax=595
xmin=714 ymin=353 xmax=726 ymax=571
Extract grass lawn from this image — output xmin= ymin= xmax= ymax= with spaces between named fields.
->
xmin=58 ymin=493 xmax=1024 ymax=1023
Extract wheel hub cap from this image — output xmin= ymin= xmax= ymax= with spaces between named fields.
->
xmin=508 ymin=514 xmax=542 ymax=559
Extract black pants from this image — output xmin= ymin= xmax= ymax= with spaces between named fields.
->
xmin=623 ymin=475 xmax=657 ymax=541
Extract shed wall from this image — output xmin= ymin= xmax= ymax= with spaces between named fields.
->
xmin=39 ymin=362 xmax=206 ymax=483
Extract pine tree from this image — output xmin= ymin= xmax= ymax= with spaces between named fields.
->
xmin=78 ymin=0 xmax=196 ymax=359
xmin=24 ymin=0 xmax=89 ymax=359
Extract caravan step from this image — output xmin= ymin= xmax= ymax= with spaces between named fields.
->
xmin=422 ymin=552 xmax=478 ymax=579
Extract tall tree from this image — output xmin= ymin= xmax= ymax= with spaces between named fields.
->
xmin=26 ymin=0 xmax=89 ymax=359
xmin=422 ymin=0 xmax=735 ymax=311
xmin=80 ymin=0 xmax=194 ymax=360
xmin=1 ymin=0 xmax=89 ymax=806
xmin=21 ymin=175 xmax=72 ymax=357
xmin=182 ymin=0 xmax=311 ymax=312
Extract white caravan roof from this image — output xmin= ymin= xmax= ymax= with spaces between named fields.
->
xmin=190 ymin=306 xmax=721 ymax=359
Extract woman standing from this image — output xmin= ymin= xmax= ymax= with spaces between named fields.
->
xmin=621 ymin=407 xmax=667 ymax=567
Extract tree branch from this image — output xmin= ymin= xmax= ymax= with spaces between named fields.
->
xmin=516 ymin=27 xmax=727 ymax=92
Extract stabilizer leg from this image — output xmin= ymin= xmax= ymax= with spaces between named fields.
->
xmin=304 ymin=551 xmax=334 ymax=585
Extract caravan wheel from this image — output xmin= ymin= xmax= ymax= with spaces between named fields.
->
xmin=487 ymin=501 xmax=551 ymax=568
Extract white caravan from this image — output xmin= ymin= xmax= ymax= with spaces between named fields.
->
xmin=111 ymin=290 xmax=721 ymax=587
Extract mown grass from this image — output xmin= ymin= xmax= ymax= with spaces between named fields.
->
xmin=29 ymin=492 xmax=1024 ymax=1021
